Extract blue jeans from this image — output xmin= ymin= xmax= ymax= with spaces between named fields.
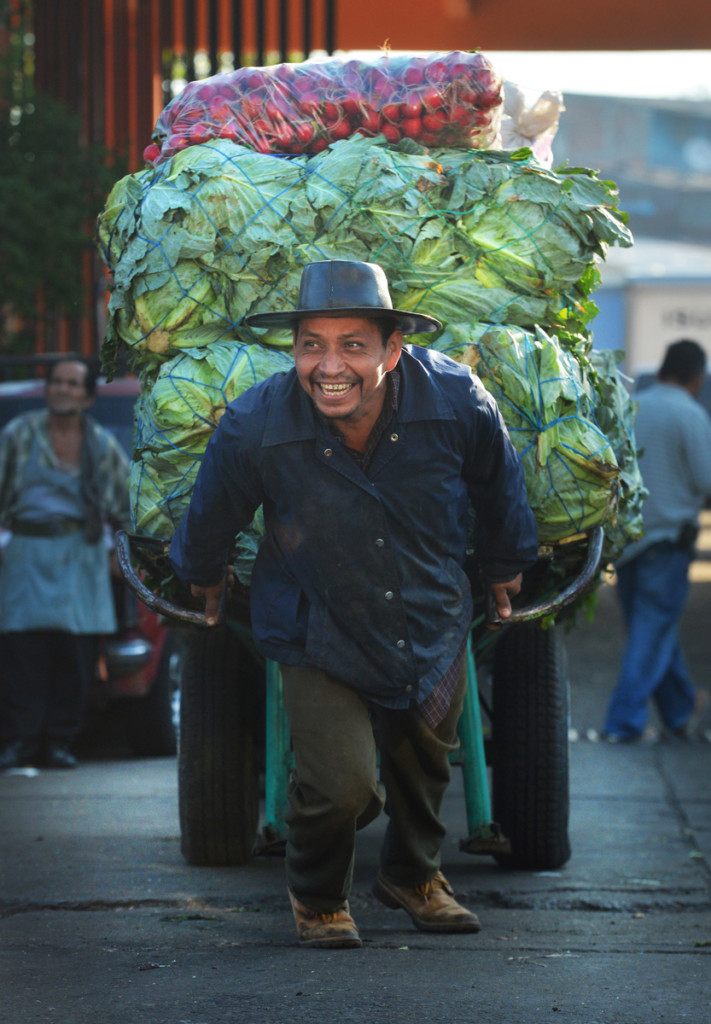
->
xmin=604 ymin=542 xmax=696 ymax=738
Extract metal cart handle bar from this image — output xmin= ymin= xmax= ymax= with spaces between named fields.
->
xmin=115 ymin=530 xmax=214 ymax=627
xmin=115 ymin=525 xmax=604 ymax=629
xmin=485 ymin=525 xmax=604 ymax=628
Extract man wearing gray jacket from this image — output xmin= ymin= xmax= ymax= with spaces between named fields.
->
xmin=603 ymin=339 xmax=711 ymax=743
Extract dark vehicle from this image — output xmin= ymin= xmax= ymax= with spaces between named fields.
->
xmin=0 ymin=373 xmax=181 ymax=757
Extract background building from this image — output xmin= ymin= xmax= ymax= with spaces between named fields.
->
xmin=551 ymin=93 xmax=711 ymax=373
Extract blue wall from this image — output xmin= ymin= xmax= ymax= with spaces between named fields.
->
xmin=589 ymin=287 xmax=626 ymax=354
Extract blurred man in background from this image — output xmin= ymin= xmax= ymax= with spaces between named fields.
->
xmin=604 ymin=339 xmax=711 ymax=744
xmin=0 ymin=356 xmax=131 ymax=770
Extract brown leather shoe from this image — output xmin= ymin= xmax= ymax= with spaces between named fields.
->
xmin=373 ymin=871 xmax=481 ymax=933
xmin=288 ymin=890 xmax=362 ymax=949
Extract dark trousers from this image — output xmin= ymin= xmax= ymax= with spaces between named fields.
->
xmin=0 ymin=631 xmax=98 ymax=747
xmin=280 ymin=659 xmax=468 ymax=912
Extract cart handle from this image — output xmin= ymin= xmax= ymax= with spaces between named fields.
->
xmin=486 ymin=525 xmax=605 ymax=628
xmin=115 ymin=531 xmax=219 ymax=627
xmin=116 ymin=524 xmax=605 ymax=630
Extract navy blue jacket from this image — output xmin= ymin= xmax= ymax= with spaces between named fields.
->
xmin=170 ymin=346 xmax=538 ymax=708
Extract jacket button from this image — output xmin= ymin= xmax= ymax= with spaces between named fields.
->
xmin=396 ymin=639 xmax=405 ymax=649
xmin=385 ymin=591 xmax=394 ymax=600
xmin=390 ymin=433 xmax=399 ymax=442
xmin=405 ymin=684 xmax=413 ymax=693
xmin=324 ymin=448 xmax=333 ymax=456
xmin=375 ymin=538 xmax=385 ymax=547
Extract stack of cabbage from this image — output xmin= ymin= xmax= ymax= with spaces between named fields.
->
xmin=97 ymin=130 xmax=643 ymax=582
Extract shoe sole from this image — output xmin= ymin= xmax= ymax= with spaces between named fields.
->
xmin=372 ymin=877 xmax=482 ymax=934
xmin=299 ymin=933 xmax=362 ymax=949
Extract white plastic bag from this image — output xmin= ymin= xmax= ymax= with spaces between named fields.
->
xmin=500 ymin=81 xmax=565 ymax=168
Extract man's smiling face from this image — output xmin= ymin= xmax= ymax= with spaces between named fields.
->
xmin=293 ymin=316 xmax=402 ymax=433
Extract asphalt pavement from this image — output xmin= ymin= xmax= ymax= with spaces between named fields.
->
xmin=1 ymin=533 xmax=710 ymax=1024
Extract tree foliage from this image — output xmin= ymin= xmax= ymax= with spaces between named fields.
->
xmin=0 ymin=93 xmax=123 ymax=328
xmin=0 ymin=0 xmax=126 ymax=347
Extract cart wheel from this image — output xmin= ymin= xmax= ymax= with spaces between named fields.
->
xmin=490 ymin=621 xmax=571 ymax=870
xmin=178 ymin=626 xmax=262 ymax=866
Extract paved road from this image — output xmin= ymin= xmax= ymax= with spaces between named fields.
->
xmin=1 ymin=573 xmax=710 ymax=1023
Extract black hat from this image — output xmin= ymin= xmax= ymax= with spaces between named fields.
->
xmin=243 ymin=260 xmax=442 ymax=336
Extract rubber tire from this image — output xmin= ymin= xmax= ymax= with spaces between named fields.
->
xmin=178 ymin=626 xmax=261 ymax=866
xmin=124 ymin=630 xmax=182 ymax=757
xmin=490 ymin=621 xmax=571 ymax=870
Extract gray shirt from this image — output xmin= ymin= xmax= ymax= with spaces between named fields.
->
xmin=618 ymin=381 xmax=711 ymax=565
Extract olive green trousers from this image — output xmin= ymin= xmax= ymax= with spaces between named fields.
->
xmin=280 ymin=660 xmax=467 ymax=912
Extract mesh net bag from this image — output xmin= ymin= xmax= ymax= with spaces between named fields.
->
xmin=131 ymin=341 xmax=291 ymax=540
xmin=145 ymin=51 xmax=503 ymax=165
xmin=98 ymin=134 xmax=632 ymax=378
xmin=433 ymin=323 xmax=632 ymax=549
